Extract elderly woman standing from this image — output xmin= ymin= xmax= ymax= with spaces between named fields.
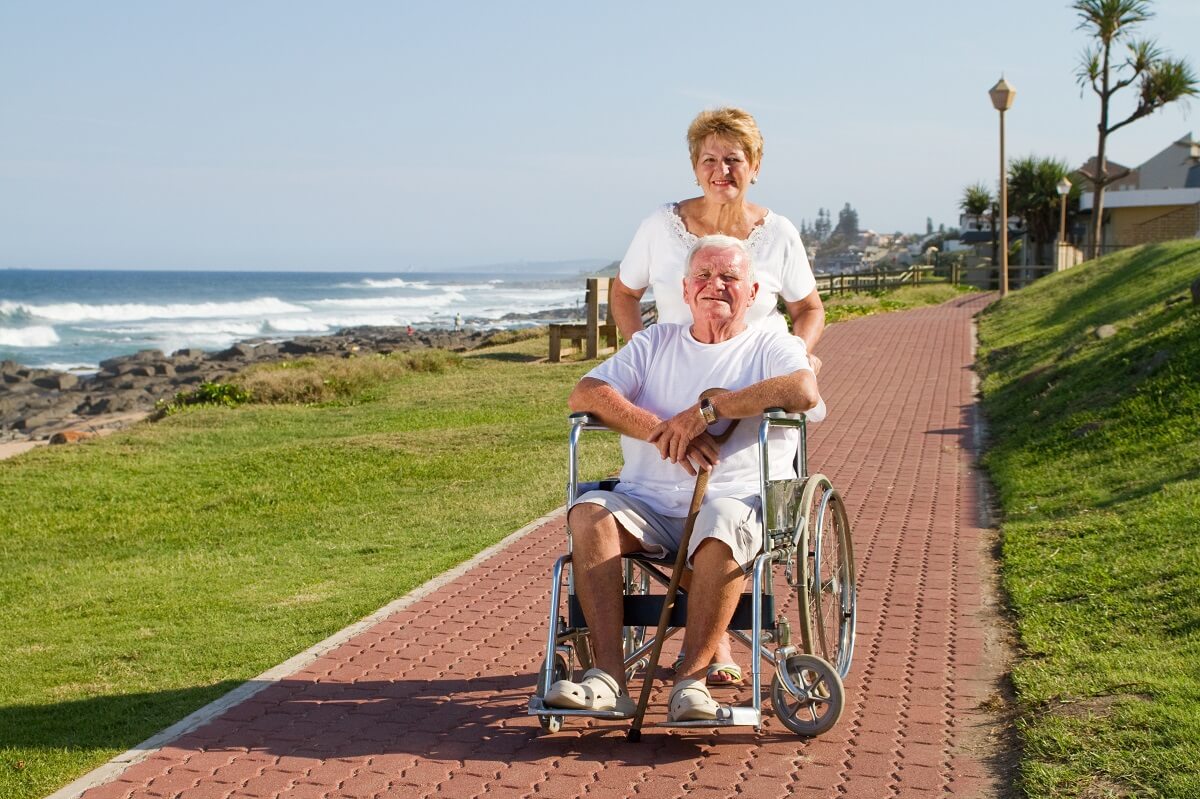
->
xmin=608 ymin=107 xmax=825 ymax=687
xmin=610 ymin=107 xmax=825 ymax=368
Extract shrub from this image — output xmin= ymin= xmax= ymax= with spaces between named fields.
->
xmin=155 ymin=381 xmax=252 ymax=416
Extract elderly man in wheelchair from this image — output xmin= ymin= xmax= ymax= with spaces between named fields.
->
xmin=536 ymin=233 xmax=841 ymax=730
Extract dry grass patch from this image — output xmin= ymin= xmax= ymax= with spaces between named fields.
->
xmin=234 ymin=350 xmax=461 ymax=404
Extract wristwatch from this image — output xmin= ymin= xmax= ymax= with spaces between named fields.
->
xmin=699 ymin=397 xmax=718 ymax=426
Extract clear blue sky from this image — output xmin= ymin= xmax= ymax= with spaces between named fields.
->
xmin=2 ymin=1 xmax=1198 ymax=271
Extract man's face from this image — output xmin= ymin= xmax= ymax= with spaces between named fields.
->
xmin=683 ymin=246 xmax=758 ymax=325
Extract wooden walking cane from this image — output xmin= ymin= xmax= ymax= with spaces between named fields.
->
xmin=627 ymin=389 xmax=737 ymax=742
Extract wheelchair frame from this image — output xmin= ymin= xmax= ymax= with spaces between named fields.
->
xmin=528 ymin=408 xmax=857 ymax=735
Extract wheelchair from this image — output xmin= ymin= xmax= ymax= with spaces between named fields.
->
xmin=527 ymin=408 xmax=857 ymax=736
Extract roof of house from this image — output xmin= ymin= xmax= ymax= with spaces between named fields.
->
xmin=1079 ymin=187 xmax=1200 ymax=211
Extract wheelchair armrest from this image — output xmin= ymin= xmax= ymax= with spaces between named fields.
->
xmin=569 ymin=412 xmax=611 ymax=432
xmin=764 ymin=397 xmax=826 ymax=424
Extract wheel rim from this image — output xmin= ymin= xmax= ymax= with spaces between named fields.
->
xmin=770 ymin=653 xmax=844 ymax=736
xmin=797 ymin=478 xmax=857 ymax=679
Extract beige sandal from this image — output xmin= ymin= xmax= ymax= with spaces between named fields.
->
xmin=545 ymin=668 xmax=635 ymax=716
xmin=668 ymin=678 xmax=719 ymax=722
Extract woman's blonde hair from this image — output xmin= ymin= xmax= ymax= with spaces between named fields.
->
xmin=686 ymin=107 xmax=764 ymax=167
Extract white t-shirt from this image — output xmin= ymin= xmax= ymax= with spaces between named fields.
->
xmin=584 ymin=323 xmax=814 ymax=516
xmin=618 ymin=204 xmax=817 ymax=336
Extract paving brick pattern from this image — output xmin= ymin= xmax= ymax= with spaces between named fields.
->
xmin=76 ymin=293 xmax=1002 ymax=799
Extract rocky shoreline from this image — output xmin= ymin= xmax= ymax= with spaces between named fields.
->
xmin=0 ymin=313 xmax=573 ymax=448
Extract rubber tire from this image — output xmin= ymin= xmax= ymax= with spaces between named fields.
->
xmin=770 ymin=653 xmax=845 ymax=736
xmin=796 ymin=476 xmax=857 ymax=679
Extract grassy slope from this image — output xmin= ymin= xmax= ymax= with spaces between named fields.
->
xmin=0 ymin=338 xmax=619 ymax=799
xmin=976 ymin=241 xmax=1200 ymax=798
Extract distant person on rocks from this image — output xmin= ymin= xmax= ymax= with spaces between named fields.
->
xmin=609 ymin=106 xmax=826 ymax=685
xmin=544 ymin=235 xmax=823 ymax=721
xmin=454 ymin=313 xmax=462 ymax=331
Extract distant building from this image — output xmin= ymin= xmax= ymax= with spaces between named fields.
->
xmin=1078 ymin=134 xmax=1200 ymax=253
xmin=1136 ymin=134 xmax=1200 ymax=190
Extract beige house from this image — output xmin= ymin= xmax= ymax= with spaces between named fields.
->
xmin=1080 ymin=188 xmax=1200 ymax=248
xmin=1079 ymin=134 xmax=1200 ymax=253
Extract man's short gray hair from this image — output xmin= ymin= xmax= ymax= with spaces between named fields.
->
xmin=686 ymin=234 xmax=756 ymax=280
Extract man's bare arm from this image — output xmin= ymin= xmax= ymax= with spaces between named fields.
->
xmin=648 ymin=371 xmax=820 ymax=465
xmin=569 ymin=377 xmax=720 ymax=474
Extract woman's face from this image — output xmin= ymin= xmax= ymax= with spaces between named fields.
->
xmin=693 ymin=134 xmax=759 ymax=203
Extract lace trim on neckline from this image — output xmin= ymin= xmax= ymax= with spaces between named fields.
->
xmin=666 ymin=203 xmax=770 ymax=250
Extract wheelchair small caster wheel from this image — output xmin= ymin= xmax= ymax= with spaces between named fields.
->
xmin=535 ymin=653 xmax=570 ymax=734
xmin=770 ymin=653 xmax=844 ymax=736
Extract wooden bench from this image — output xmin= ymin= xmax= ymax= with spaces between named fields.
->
xmin=548 ymin=277 xmax=619 ymax=362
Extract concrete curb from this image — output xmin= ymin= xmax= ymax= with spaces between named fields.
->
xmin=44 ymin=507 xmax=566 ymax=799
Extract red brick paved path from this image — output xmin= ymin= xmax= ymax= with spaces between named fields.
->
xmin=75 ymin=294 xmax=1004 ymax=799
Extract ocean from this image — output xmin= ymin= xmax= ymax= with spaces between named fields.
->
xmin=0 ymin=267 xmax=599 ymax=371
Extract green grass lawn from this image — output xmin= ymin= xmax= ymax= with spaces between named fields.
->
xmin=823 ymin=279 xmax=975 ymax=323
xmin=0 ymin=337 xmax=619 ymax=799
xmin=976 ymin=241 xmax=1200 ymax=798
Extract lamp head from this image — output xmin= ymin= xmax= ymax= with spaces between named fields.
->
xmin=989 ymin=77 xmax=1016 ymax=111
xmin=1056 ymin=176 xmax=1072 ymax=196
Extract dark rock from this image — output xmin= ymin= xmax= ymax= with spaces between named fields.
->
xmin=214 ymin=342 xmax=257 ymax=360
xmin=14 ymin=410 xmax=59 ymax=430
xmin=33 ymin=373 xmax=78 ymax=390
xmin=279 ymin=339 xmax=321 ymax=355
xmin=84 ymin=392 xmax=146 ymax=415
xmin=154 ymin=362 xmax=177 ymax=377
xmin=170 ymin=348 xmax=205 ymax=360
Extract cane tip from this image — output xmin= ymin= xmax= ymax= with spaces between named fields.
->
xmin=626 ymin=728 xmax=642 ymax=743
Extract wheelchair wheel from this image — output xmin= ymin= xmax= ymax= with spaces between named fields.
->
xmin=770 ymin=653 xmax=844 ymax=736
xmin=536 ymin=652 xmax=570 ymax=733
xmin=796 ymin=475 xmax=857 ymax=679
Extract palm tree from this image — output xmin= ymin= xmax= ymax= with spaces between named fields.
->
xmin=1007 ymin=157 xmax=1080 ymax=265
xmin=1074 ymin=0 xmax=1199 ymax=259
xmin=959 ymin=182 xmax=993 ymax=218
xmin=960 ymin=181 xmax=997 ymax=263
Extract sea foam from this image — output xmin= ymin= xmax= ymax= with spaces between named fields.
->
xmin=0 ymin=325 xmax=60 ymax=348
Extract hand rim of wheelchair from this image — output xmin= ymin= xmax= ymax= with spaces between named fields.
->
xmin=795 ymin=475 xmax=857 ymax=679
xmin=770 ymin=651 xmax=845 ymax=736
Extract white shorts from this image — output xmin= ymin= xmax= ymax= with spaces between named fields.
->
xmin=571 ymin=489 xmax=763 ymax=570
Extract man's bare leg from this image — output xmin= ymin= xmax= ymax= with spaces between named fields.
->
xmin=567 ymin=502 xmax=644 ymax=692
xmin=673 ymin=539 xmax=744 ymax=684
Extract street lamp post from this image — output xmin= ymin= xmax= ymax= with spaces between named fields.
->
xmin=1056 ymin=176 xmax=1072 ymax=270
xmin=989 ymin=77 xmax=1015 ymax=296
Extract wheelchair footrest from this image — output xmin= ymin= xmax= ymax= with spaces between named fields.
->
xmin=660 ymin=705 xmax=762 ymax=728
xmin=527 ymin=696 xmax=631 ymax=720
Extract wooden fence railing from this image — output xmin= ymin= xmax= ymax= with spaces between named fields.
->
xmin=816 ymin=265 xmax=943 ymax=296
